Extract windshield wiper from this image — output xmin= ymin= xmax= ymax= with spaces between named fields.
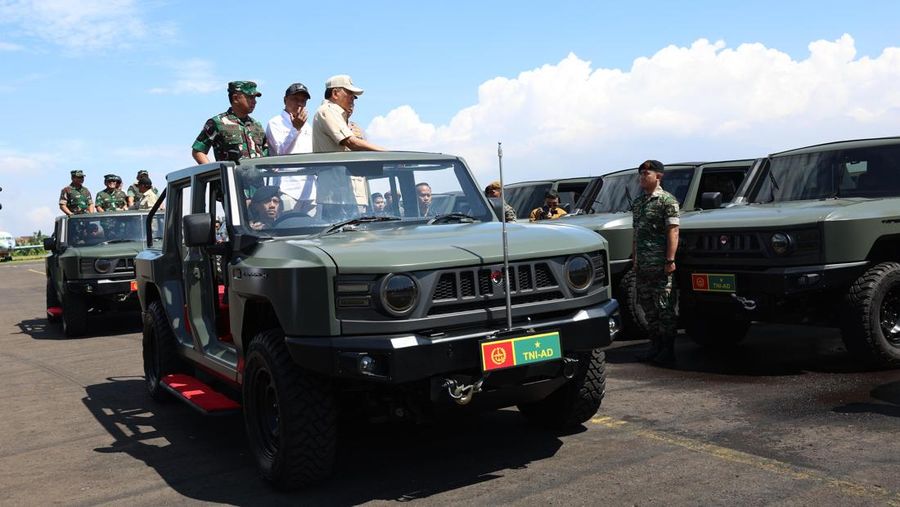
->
xmin=427 ymin=212 xmax=476 ymax=225
xmin=98 ymin=239 xmax=138 ymax=245
xmin=321 ymin=215 xmax=401 ymax=235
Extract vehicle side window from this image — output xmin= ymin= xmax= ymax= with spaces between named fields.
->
xmin=698 ymin=170 xmax=747 ymax=204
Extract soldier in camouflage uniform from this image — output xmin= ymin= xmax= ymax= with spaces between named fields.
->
xmin=59 ymin=170 xmax=95 ymax=216
xmin=631 ymin=160 xmax=680 ymax=365
xmin=95 ymin=174 xmax=128 ymax=212
xmin=192 ymin=81 xmax=268 ymax=164
xmin=484 ymin=181 xmax=517 ymax=222
xmin=126 ymin=170 xmax=158 ymax=208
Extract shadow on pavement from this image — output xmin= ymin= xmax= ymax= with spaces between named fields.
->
xmin=833 ymin=380 xmax=900 ymax=418
xmin=17 ymin=311 xmax=141 ymax=340
xmin=82 ymin=377 xmax=565 ymax=504
xmin=606 ymin=324 xmax=882 ymax=377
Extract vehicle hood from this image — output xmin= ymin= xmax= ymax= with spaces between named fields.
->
xmin=555 ymin=212 xmax=632 ymax=230
xmin=681 ymin=198 xmax=895 ymax=230
xmin=290 ymin=222 xmax=606 ymax=272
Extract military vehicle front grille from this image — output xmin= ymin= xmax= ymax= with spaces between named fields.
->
xmin=79 ymin=258 xmax=135 ymax=275
xmin=588 ymin=250 xmax=608 ymax=286
xmin=686 ymin=232 xmax=765 ymax=258
xmin=427 ymin=261 xmax=561 ymax=316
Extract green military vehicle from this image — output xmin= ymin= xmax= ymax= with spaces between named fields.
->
xmin=504 ymin=176 xmax=593 ymax=220
xmin=677 ymin=137 xmax=900 ymax=366
xmin=553 ymin=160 xmax=756 ymax=338
xmin=136 ymin=151 xmax=620 ymax=489
xmin=44 ymin=211 xmax=163 ymax=336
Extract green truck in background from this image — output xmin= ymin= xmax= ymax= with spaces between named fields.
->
xmin=551 ymin=159 xmax=756 ymax=338
xmin=677 ymin=137 xmax=900 ymax=366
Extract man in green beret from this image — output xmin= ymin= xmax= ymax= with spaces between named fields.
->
xmin=95 ymin=174 xmax=128 ymax=212
xmin=59 ymin=170 xmax=95 ymax=216
xmin=192 ymin=81 xmax=269 ymax=164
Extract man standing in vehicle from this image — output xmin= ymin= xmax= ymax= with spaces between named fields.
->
xmin=484 ymin=181 xmax=517 ymax=222
xmin=95 ymin=174 xmax=128 ymax=212
xmin=266 ymin=82 xmax=313 ymax=155
xmin=632 ymin=160 xmax=680 ymax=365
xmin=127 ymin=170 xmax=157 ymax=208
xmin=59 ymin=170 xmax=95 ymax=215
xmin=192 ymin=81 xmax=269 ymax=164
xmin=312 ymin=75 xmax=385 ymax=153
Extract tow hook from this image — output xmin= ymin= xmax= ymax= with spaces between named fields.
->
xmin=562 ymin=357 xmax=579 ymax=379
xmin=731 ymin=293 xmax=757 ymax=311
xmin=442 ymin=378 xmax=484 ymax=405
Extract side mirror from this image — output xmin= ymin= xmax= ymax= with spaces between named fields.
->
xmin=43 ymin=237 xmax=57 ymax=252
xmin=183 ymin=213 xmax=214 ymax=247
xmin=488 ymin=197 xmax=504 ymax=221
xmin=700 ymin=191 xmax=723 ymax=210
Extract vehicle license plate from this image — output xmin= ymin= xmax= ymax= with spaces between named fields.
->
xmin=480 ymin=331 xmax=562 ymax=372
xmin=691 ymin=273 xmax=736 ymax=293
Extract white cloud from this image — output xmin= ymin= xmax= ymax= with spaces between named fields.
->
xmin=149 ymin=59 xmax=223 ymax=95
xmin=0 ymin=0 xmax=172 ymax=52
xmin=0 ymin=41 xmax=22 ymax=51
xmin=368 ymin=34 xmax=900 ymax=183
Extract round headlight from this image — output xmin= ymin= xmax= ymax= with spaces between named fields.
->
xmin=565 ymin=255 xmax=594 ymax=292
xmin=380 ymin=274 xmax=418 ymax=316
xmin=94 ymin=258 xmax=114 ymax=274
xmin=771 ymin=233 xmax=793 ymax=255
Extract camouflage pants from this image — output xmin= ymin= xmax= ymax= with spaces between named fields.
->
xmin=635 ymin=268 xmax=677 ymax=339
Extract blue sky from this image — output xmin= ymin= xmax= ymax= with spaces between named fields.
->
xmin=1 ymin=0 xmax=899 ymax=236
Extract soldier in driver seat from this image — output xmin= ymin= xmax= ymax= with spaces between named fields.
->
xmin=248 ymin=186 xmax=282 ymax=230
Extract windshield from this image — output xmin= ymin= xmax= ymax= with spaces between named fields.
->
xmin=504 ymin=183 xmax=551 ymax=219
xmin=752 ymin=145 xmax=900 ymax=203
xmin=234 ymin=159 xmax=490 ymax=235
xmin=66 ymin=214 xmax=163 ymax=246
xmin=660 ymin=168 xmax=695 ymax=206
xmin=585 ymin=172 xmax=641 ymax=214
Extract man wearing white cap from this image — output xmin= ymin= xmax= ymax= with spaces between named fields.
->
xmin=312 ymin=74 xmax=385 ymax=153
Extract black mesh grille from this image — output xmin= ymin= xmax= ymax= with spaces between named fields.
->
xmin=478 ymin=269 xmax=493 ymax=296
xmin=433 ymin=273 xmax=457 ymax=301
xmin=535 ymin=263 xmax=556 ymax=287
xmin=460 ymin=271 xmax=476 ymax=297
xmin=691 ymin=232 xmax=764 ymax=258
xmin=518 ymin=265 xmax=533 ymax=290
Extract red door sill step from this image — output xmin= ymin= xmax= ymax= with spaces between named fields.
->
xmin=161 ymin=373 xmax=240 ymax=415
xmin=47 ymin=307 xmax=62 ymax=319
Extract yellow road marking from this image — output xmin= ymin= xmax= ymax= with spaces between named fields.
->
xmin=591 ymin=416 xmax=900 ymax=505
xmin=27 ymin=269 xmax=45 ymax=275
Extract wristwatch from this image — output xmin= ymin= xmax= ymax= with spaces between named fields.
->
xmin=665 ymin=259 xmax=675 ymax=264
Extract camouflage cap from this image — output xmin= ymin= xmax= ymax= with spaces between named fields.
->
xmin=71 ymin=170 xmax=85 ymax=178
xmin=228 ymin=81 xmax=262 ymax=97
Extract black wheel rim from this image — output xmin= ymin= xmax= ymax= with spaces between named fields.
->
xmin=880 ymin=285 xmax=900 ymax=347
xmin=250 ymin=367 xmax=280 ymax=459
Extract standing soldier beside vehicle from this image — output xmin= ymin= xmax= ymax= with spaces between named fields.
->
xmin=95 ymin=174 xmax=128 ymax=212
xmin=632 ymin=160 xmax=680 ymax=365
xmin=192 ymin=81 xmax=269 ymax=164
xmin=59 ymin=170 xmax=94 ymax=216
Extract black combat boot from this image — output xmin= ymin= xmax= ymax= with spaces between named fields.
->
xmin=636 ymin=337 xmax=661 ymax=362
xmin=651 ymin=335 xmax=676 ymax=366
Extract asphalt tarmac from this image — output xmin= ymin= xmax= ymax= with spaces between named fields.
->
xmin=1 ymin=260 xmax=898 ymax=506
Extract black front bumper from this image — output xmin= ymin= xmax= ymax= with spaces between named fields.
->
xmin=66 ymin=278 xmax=137 ymax=298
xmin=678 ymin=261 xmax=869 ymax=319
xmin=285 ymin=300 xmax=619 ymax=384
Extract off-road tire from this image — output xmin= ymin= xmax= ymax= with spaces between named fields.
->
xmin=619 ymin=269 xmax=649 ymax=341
xmin=61 ymin=293 xmax=88 ymax=337
xmin=517 ymin=349 xmax=606 ymax=430
xmin=841 ymin=262 xmax=900 ymax=367
xmin=46 ymin=279 xmax=60 ymax=322
xmin=143 ymin=301 xmax=182 ymax=401
xmin=686 ymin=314 xmax=749 ymax=348
xmin=243 ymin=329 xmax=337 ymax=490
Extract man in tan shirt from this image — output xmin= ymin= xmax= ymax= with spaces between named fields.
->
xmin=312 ymin=74 xmax=385 ymax=152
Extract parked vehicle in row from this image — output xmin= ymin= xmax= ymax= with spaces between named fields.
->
xmin=0 ymin=231 xmax=14 ymax=261
xmin=504 ymin=176 xmax=593 ymax=220
xmin=554 ymin=159 xmax=757 ymax=338
xmin=677 ymin=137 xmax=900 ymax=366
xmin=136 ymin=151 xmax=620 ymax=489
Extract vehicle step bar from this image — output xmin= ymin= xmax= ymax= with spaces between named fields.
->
xmin=161 ymin=373 xmax=241 ymax=416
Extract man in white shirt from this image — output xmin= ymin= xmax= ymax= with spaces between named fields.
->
xmin=312 ymin=74 xmax=385 ymax=153
xmin=266 ymin=82 xmax=313 ymax=155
